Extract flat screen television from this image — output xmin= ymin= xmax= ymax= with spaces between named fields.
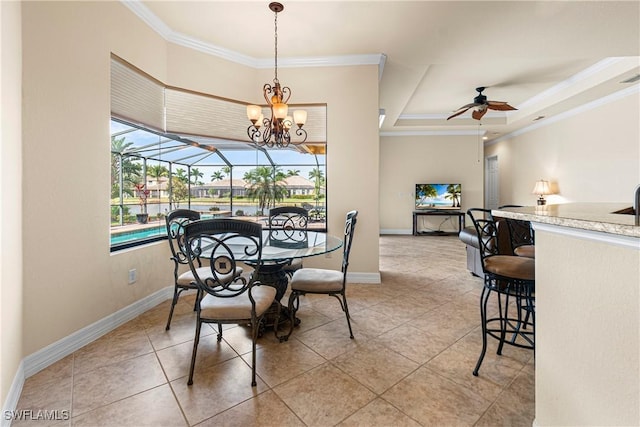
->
xmin=415 ymin=184 xmax=461 ymax=210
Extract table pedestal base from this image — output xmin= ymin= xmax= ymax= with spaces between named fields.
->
xmin=252 ymin=262 xmax=299 ymax=341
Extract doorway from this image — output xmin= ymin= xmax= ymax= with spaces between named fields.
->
xmin=485 ymin=155 xmax=499 ymax=209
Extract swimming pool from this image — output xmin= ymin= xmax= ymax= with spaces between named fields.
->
xmin=110 ymin=225 xmax=167 ymax=245
xmin=109 ymin=213 xmax=230 ymax=246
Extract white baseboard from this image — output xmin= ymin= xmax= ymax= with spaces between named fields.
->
xmin=380 ymin=229 xmax=413 ymax=235
xmin=347 ymin=272 xmax=381 ymax=284
xmin=2 ymin=360 xmax=24 ymax=427
xmin=2 ymin=286 xmax=173 ymax=426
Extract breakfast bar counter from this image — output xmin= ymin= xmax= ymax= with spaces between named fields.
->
xmin=492 ymin=202 xmax=639 ymax=238
xmin=494 ymin=203 xmax=640 ymax=426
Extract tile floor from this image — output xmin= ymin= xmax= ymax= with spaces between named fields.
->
xmin=14 ymin=235 xmax=535 ymax=426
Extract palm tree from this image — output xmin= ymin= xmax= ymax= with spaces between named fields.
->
xmin=190 ymin=167 xmax=204 ymax=186
xmin=111 ymin=136 xmax=142 ymax=198
xmin=244 ymin=166 xmax=287 ymax=212
xmin=416 ymin=184 xmax=437 ymax=208
xmin=210 ymin=171 xmax=225 ymax=182
xmin=147 ymin=164 xmax=169 ymax=180
xmin=308 ymin=167 xmax=325 ymax=197
xmin=446 ymin=184 xmax=462 ymax=207
xmin=221 ymin=166 xmax=231 ymax=177
xmin=209 ymin=170 xmax=225 ymax=198
xmin=173 ymin=168 xmax=189 ymax=184
xmin=308 ymin=167 xmax=325 ymax=215
xmin=286 ymin=169 xmax=300 ymax=177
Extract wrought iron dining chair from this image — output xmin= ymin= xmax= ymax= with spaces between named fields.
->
xmin=183 ymin=219 xmax=277 ymax=387
xmin=267 ymin=206 xmax=309 ymax=277
xmin=165 ymin=209 xmax=203 ymax=330
xmin=284 ymin=210 xmax=358 ymax=340
xmin=467 ymin=208 xmax=535 ymax=376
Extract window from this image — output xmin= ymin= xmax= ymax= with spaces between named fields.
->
xmin=110 ymin=55 xmax=327 ymax=251
xmin=110 ymin=119 xmax=327 ymax=251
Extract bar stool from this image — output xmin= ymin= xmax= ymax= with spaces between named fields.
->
xmin=499 ymin=205 xmax=535 ymax=258
xmin=467 ymin=208 xmax=536 ymax=376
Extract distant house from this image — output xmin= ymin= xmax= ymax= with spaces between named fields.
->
xmin=282 ymin=176 xmax=315 ymax=196
xmin=189 ymin=176 xmax=318 ymax=198
xmin=145 ymin=176 xmax=170 ymax=198
xmin=192 ymin=178 xmax=248 ymax=198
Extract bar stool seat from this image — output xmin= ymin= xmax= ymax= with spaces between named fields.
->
xmin=485 ymin=255 xmax=535 ymax=280
xmin=514 ymin=245 xmax=535 ymax=259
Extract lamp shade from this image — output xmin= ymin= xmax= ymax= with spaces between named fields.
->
xmin=293 ymin=110 xmax=307 ymax=126
xmin=532 ymin=180 xmax=551 ymax=196
xmin=247 ymin=105 xmax=262 ymax=122
xmin=273 ymin=103 xmax=288 ymax=120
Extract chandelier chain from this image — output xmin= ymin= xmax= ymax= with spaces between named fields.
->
xmin=274 ymin=8 xmax=278 ymax=82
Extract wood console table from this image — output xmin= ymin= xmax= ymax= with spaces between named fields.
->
xmin=413 ymin=210 xmax=465 ymax=236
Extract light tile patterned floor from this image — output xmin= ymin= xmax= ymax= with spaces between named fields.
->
xmin=14 ymin=235 xmax=535 ymax=426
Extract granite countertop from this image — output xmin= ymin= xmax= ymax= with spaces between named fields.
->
xmin=492 ymin=203 xmax=640 ymax=238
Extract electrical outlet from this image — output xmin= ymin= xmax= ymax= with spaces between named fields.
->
xmin=128 ymin=269 xmax=137 ymax=284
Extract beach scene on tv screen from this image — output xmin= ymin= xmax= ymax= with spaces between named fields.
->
xmin=415 ymin=184 xmax=461 ymax=209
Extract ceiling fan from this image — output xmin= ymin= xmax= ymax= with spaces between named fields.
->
xmin=447 ymin=86 xmax=517 ymax=121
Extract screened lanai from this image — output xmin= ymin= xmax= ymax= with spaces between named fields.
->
xmin=110 ymin=55 xmax=328 ymax=250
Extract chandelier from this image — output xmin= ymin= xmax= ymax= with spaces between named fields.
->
xmin=246 ymin=2 xmax=307 ymax=148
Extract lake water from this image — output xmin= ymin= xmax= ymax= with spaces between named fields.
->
xmin=118 ymin=203 xmax=261 ymax=216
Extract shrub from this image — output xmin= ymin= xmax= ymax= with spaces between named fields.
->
xmin=235 ymin=210 xmax=245 ymax=216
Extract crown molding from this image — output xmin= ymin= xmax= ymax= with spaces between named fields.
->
xmin=398 ymin=111 xmax=509 ymax=121
xmin=380 ymin=129 xmax=484 ymax=137
xmin=121 ymin=1 xmax=385 ymax=71
xmin=517 ymin=57 xmax=629 ymax=111
xmin=487 ymin=83 xmax=639 ymax=146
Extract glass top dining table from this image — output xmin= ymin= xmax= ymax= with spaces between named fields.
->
xmin=196 ymin=228 xmax=342 ymax=294
xmin=202 ymin=229 xmax=343 ymax=336
xmin=260 ymin=229 xmax=343 ymax=263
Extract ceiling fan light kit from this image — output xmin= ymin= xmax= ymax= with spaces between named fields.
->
xmin=447 ymin=87 xmax=517 ymax=121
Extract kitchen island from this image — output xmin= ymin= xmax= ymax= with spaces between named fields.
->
xmin=493 ymin=203 xmax=640 ymax=426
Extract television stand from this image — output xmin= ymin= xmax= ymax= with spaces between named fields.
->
xmin=413 ymin=210 xmax=465 ymax=236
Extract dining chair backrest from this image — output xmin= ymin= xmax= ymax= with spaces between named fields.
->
xmin=341 ymin=210 xmax=358 ymax=274
xmin=166 ymin=209 xmax=201 ymax=267
xmin=183 ymin=219 xmax=263 ymax=298
xmin=268 ymin=206 xmax=309 ymax=230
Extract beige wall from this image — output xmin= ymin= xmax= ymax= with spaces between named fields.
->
xmin=1 ymin=0 xmax=23 ymax=406
xmin=379 ymin=135 xmax=484 ymax=233
xmin=535 ymin=228 xmax=639 ymax=424
xmin=17 ymin=0 xmax=379 ymax=376
xmin=280 ymin=65 xmax=380 ymax=272
xmin=21 ymin=2 xmax=174 ymax=358
xmin=485 ymin=92 xmax=640 ymax=206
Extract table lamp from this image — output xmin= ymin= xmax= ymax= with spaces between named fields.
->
xmin=532 ymin=180 xmax=551 ymax=205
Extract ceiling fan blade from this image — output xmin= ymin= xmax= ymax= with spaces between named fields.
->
xmin=446 ymin=103 xmax=480 ymax=120
xmin=472 ymin=108 xmax=488 ymax=120
xmin=487 ymin=102 xmax=517 ymax=111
